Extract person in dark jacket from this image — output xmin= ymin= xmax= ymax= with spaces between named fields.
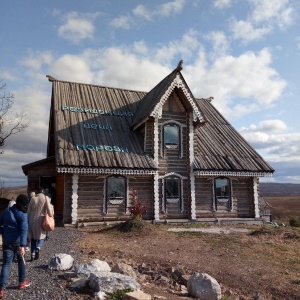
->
xmin=0 ymin=194 xmax=31 ymax=298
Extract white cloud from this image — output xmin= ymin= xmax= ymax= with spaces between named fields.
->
xmin=250 ymin=0 xmax=294 ymax=28
xmin=50 ymin=54 xmax=93 ymax=83
xmin=185 ymin=48 xmax=286 ymax=118
xmin=158 ymin=0 xmax=186 ymax=17
xmin=213 ymin=0 xmax=232 ymax=9
xmin=230 ymin=0 xmax=295 ymax=43
xmin=237 ymin=119 xmax=300 ymax=183
xmin=112 ymin=0 xmax=186 ymax=30
xmin=206 ymin=31 xmax=230 ymax=58
xmin=133 ymin=4 xmax=153 ymax=21
xmin=57 ymin=12 xmax=98 ymax=43
xmin=230 ymin=19 xmax=271 ymax=42
xmin=110 ymin=15 xmax=134 ymax=29
xmin=240 ymin=120 xmax=288 ymax=133
xmin=134 ymin=0 xmax=186 ymax=20
xmin=239 ymin=120 xmax=299 ymax=153
xmin=21 ymin=50 xmax=53 ymax=71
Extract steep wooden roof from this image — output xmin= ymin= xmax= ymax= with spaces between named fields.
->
xmin=132 ymin=69 xmax=206 ymax=129
xmin=49 ymin=81 xmax=155 ymax=171
xmin=42 ymin=67 xmax=273 ymax=175
xmin=194 ymin=98 xmax=274 ymax=174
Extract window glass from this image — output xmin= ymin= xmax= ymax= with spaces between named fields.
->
xmin=164 ymin=124 xmax=179 ymax=145
xmin=107 ymin=177 xmax=125 ymax=200
xmin=215 ymin=177 xmax=230 ymax=199
xmin=165 ymin=178 xmax=180 ymax=198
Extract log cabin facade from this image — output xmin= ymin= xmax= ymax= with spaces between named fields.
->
xmin=22 ymin=64 xmax=274 ymax=224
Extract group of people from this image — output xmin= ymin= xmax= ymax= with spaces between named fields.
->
xmin=0 ymin=187 xmax=54 ymax=298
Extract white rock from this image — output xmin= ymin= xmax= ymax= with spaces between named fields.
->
xmin=89 ymin=271 xmax=141 ymax=293
xmin=48 ymin=253 xmax=74 ymax=271
xmin=187 ymin=273 xmax=221 ymax=300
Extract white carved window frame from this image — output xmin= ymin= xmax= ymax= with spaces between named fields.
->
xmin=105 ymin=175 xmax=127 ymax=211
xmin=160 ymin=172 xmax=186 ymax=213
xmin=160 ymin=120 xmax=183 ymax=158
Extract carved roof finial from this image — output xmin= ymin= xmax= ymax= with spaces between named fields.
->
xmin=176 ymin=60 xmax=183 ymax=71
xmin=46 ymin=75 xmax=57 ymax=82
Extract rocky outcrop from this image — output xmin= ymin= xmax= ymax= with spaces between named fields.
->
xmin=48 ymin=253 xmax=223 ymax=299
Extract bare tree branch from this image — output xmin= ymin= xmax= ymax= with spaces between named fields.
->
xmin=0 ymin=80 xmax=30 ymax=153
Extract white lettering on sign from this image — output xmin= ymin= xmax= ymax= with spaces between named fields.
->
xmin=62 ymin=105 xmax=133 ymax=117
xmin=75 ymin=144 xmax=129 ymax=153
xmin=83 ymin=123 xmax=113 ymax=131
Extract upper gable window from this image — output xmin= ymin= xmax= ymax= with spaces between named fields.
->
xmin=163 ymin=123 xmax=179 ymax=148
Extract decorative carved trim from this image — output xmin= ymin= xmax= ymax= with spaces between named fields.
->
xmin=161 ymin=179 xmax=165 ymax=213
xmin=253 ymin=177 xmax=260 ymax=218
xmin=57 ymin=167 xmax=156 ymax=176
xmin=103 ymin=180 xmax=107 ymax=214
xmin=109 ymin=199 xmax=124 ymax=204
xmin=195 ymin=171 xmax=273 ymax=177
xmin=126 ymin=179 xmax=129 ymax=213
xmin=159 ymin=172 xmax=187 ymax=180
xmin=212 ymin=181 xmax=216 ymax=212
xmin=150 ymin=74 xmax=205 ymax=123
xmin=154 ymin=116 xmax=159 ymax=164
xmin=71 ymin=174 xmax=79 ymax=224
xmin=189 ymin=114 xmax=196 ymax=219
xmin=154 ymin=173 xmax=160 ymax=220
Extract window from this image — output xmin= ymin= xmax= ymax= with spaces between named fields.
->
xmin=215 ymin=177 xmax=230 ymax=199
xmin=107 ymin=176 xmax=126 ymax=202
xmin=163 ymin=123 xmax=179 ymax=148
xmin=165 ymin=177 xmax=180 ymax=199
xmin=214 ymin=177 xmax=231 ymax=210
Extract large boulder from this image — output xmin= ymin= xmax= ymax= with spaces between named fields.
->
xmin=187 ymin=273 xmax=221 ymax=300
xmin=48 ymin=253 xmax=74 ymax=271
xmin=89 ymin=271 xmax=141 ymax=294
xmin=72 ymin=259 xmax=111 ymax=276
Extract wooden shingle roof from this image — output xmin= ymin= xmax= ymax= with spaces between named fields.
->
xmin=194 ymin=98 xmax=274 ymax=174
xmin=45 ymin=68 xmax=273 ymax=175
xmin=50 ymin=81 xmax=156 ymax=171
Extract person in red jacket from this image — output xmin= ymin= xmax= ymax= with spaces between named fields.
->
xmin=0 ymin=194 xmax=31 ymax=298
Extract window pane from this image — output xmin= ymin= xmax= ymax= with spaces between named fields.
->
xmin=107 ymin=177 xmax=125 ymax=199
xmin=215 ymin=178 xmax=229 ymax=197
xmin=165 ymin=178 xmax=180 ymax=197
xmin=164 ymin=125 xmax=179 ymax=145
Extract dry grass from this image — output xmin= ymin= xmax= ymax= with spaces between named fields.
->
xmin=265 ymin=196 xmax=300 ymax=224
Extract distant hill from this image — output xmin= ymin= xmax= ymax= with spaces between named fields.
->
xmin=260 ymin=183 xmax=300 ymax=196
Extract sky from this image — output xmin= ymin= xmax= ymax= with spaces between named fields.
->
xmin=0 ymin=0 xmax=300 ymax=187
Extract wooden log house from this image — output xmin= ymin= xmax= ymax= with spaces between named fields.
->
xmin=22 ymin=62 xmax=274 ymax=225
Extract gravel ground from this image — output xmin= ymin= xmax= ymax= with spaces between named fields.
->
xmin=0 ymin=224 xmax=88 ymax=300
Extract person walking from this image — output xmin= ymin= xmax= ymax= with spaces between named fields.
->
xmin=0 ymin=194 xmax=31 ymax=298
xmin=27 ymin=187 xmax=53 ymax=261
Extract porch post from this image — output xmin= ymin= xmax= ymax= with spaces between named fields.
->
xmin=71 ymin=174 xmax=79 ymax=224
xmin=253 ymin=177 xmax=260 ymax=218
xmin=189 ymin=114 xmax=196 ymax=220
xmin=153 ymin=116 xmax=160 ymax=221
